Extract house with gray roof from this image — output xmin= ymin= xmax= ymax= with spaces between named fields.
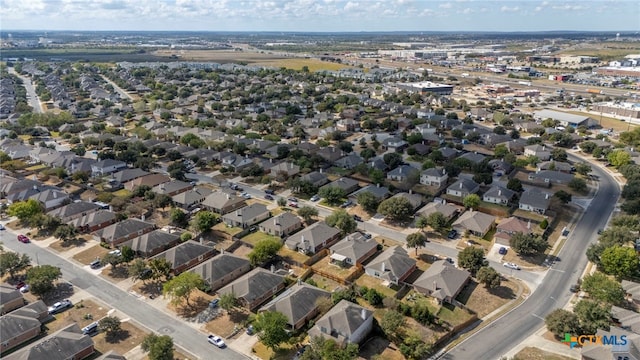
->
xmin=413 ymin=260 xmax=470 ymax=304
xmin=0 ymin=312 xmax=42 ymax=353
xmin=519 ymin=189 xmax=552 ymax=214
xmin=48 ymin=201 xmax=101 ymax=223
xmin=30 ymin=188 xmax=70 ymax=211
xmin=69 ymin=210 xmax=117 ymax=233
xmin=189 ymin=253 xmax=251 ymax=292
xmin=350 ymin=184 xmax=390 ymax=202
xmin=482 ymin=185 xmax=516 ymax=205
xmin=260 ymin=283 xmax=331 ymax=330
xmin=152 ymin=180 xmax=193 ymax=197
xmin=94 ymin=218 xmax=156 ymax=247
xmin=417 ymin=201 xmax=462 ymax=221
xmin=4 ymin=323 xmax=95 ymax=360
xmin=308 ymin=300 xmax=374 ymax=346
xmin=524 ymin=144 xmax=552 ymax=161
xmin=110 ymin=168 xmax=149 ymax=183
xmin=580 ymin=327 xmax=640 ymax=360
xmin=622 ymin=280 xmax=640 ymax=306
xmin=487 ymin=159 xmax=514 ymax=176
xmin=438 ymin=147 xmax=459 ymax=161
xmin=387 ymin=164 xmax=419 ymax=182
xmin=364 ymin=246 xmax=416 ymax=286
xmin=458 ymin=152 xmax=486 ymax=165
xmin=11 ymin=300 xmax=48 ymax=322
xmin=420 ymin=167 xmax=448 ymax=188
xmin=0 ymin=285 xmax=25 ymax=314
xmin=330 ymin=233 xmax=378 ymax=267
xmin=91 ymin=159 xmax=127 ymax=176
xmin=534 ymin=109 xmax=595 ymax=128
xmin=121 ymin=230 xmax=181 ymax=258
xmin=320 ymin=177 xmax=360 ymax=195
xmin=218 ymin=268 xmax=285 ymax=311
xmin=258 ymin=212 xmax=303 ymax=237
xmin=284 ymin=222 xmax=342 ymax=255
xmin=528 ymin=170 xmax=575 ymax=185
xmin=150 ymin=240 xmax=217 ymax=274
xmin=300 ymin=171 xmax=329 ymax=187
xmin=382 ymin=137 xmax=408 ymax=152
xmin=269 ymin=162 xmax=300 ymax=177
xmin=537 ymin=161 xmax=573 ymax=173
xmin=390 ymin=192 xmax=423 ymax=211
xmin=446 ymin=178 xmax=480 ymax=198
xmin=452 ymin=210 xmax=496 ymax=237
xmin=202 ymin=192 xmax=246 ymax=215
xmin=222 ymin=203 xmax=270 ymax=229
xmin=172 ymin=187 xmax=213 ymax=210
xmin=611 ymin=306 xmax=640 ymax=334
xmin=335 ymin=153 xmax=364 ymax=170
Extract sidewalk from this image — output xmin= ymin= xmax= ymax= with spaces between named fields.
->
xmin=502 ymin=327 xmax=580 ymax=359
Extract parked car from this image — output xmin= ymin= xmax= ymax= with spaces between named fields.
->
xmin=310 ymin=195 xmax=320 ymax=202
xmin=207 ymin=334 xmax=226 ymax=348
xmin=498 ymin=247 xmax=507 ymax=255
xmin=19 ymin=284 xmax=30 ymax=293
xmin=597 ymin=229 xmax=604 ymax=235
xmin=90 ymin=259 xmax=102 ymax=269
xmin=570 ymin=284 xmax=580 ymax=293
xmin=353 ymin=215 xmax=363 ymax=222
xmin=288 ymin=202 xmax=299 ymax=208
xmin=209 ymin=299 xmax=220 ymax=308
xmin=241 ymin=192 xmax=252 ymax=199
xmin=17 ymin=234 xmax=29 ymax=243
xmin=48 ymin=299 xmax=73 ymax=314
xmin=0 ymin=223 xmax=5 ymax=230
xmin=82 ymin=322 xmax=99 ymax=336
xmin=249 ymin=226 xmax=257 ymax=232
xmin=264 ymin=194 xmax=274 ymax=200
xmin=15 ymin=281 xmax=26 ymax=290
xmin=503 ymin=262 xmax=520 ymax=270
xmin=288 ymin=197 xmax=298 ymax=203
xmin=359 ymin=232 xmax=372 ymax=239
xmin=265 ymin=189 xmax=275 ymax=195
xmin=341 ymin=200 xmax=353 ymax=208
xmin=447 ymin=230 xmax=457 ymax=239
xmin=246 ymin=325 xmax=254 ymax=335
xmin=108 ymin=249 xmax=121 ymax=257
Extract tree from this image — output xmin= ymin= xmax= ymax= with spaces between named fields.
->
xmin=325 ymin=209 xmax=357 ymax=235
xmin=149 ymin=258 xmax=172 ymax=282
xmin=297 ymin=206 xmax=318 ymax=223
xmin=129 ymin=259 xmax=151 ymax=283
xmin=364 ymin=287 xmax=384 ymax=307
xmin=120 ymin=245 xmax=135 ymax=263
xmin=383 ymin=152 xmax=403 ymax=169
xmin=356 ymin=191 xmax=380 ymax=214
xmin=599 ymin=226 xmax=637 ymax=247
xmin=318 ymin=186 xmax=346 ymax=206
xmin=400 ymin=334 xmax=432 ymax=360
xmin=252 ymin=311 xmax=289 ymax=351
xmin=509 ymin=232 xmax=548 ymax=256
xmin=406 ymin=232 xmax=427 ymax=256
xmin=102 ymin=252 xmax=123 ymax=269
xmin=7 ymin=199 xmax=42 ymax=224
xmin=0 ymin=251 xmax=31 ymax=279
xmin=581 ymin=272 xmax=625 ymax=305
xmin=477 ymin=266 xmax=501 ymax=288
xmin=219 ymin=292 xmax=239 ymax=312
xmin=574 ymin=300 xmax=611 ymax=334
xmin=607 ymin=149 xmax=632 ymax=168
xmin=248 ymin=238 xmax=282 ymax=266
xmin=568 ymin=178 xmax=587 ymax=193
xmin=610 ymin=215 xmax=640 ymax=231
xmin=98 ymin=316 xmax=122 ymax=339
xmin=191 ymin=210 xmax=217 ymax=233
xmin=415 ymin=215 xmax=429 ymax=232
xmin=458 ymin=246 xmax=487 ymax=275
xmin=302 ymin=337 xmax=359 ymax=360
xmin=53 ymin=224 xmax=77 ymax=243
xmin=380 ymin=310 xmax=406 ymax=341
xmin=599 ymin=245 xmax=639 ymax=280
xmin=162 ymin=272 xmax=205 ymax=307
xmin=411 ymin=302 xmax=434 ymax=325
xmin=26 ymin=265 xmax=62 ymax=297
xmin=551 ymin=148 xmax=568 ymax=161
xmin=141 ymin=333 xmax=174 ymax=360
xmin=426 ymin=212 xmax=448 ymax=232
xmin=554 ymin=190 xmax=572 ymax=204
xmin=377 ymin=197 xmax=414 ymax=222
xmin=332 ymin=286 xmax=357 ymax=304
xmin=169 ymin=208 xmax=189 ymax=228
xmin=462 ymin=194 xmax=481 ymax=210
xmin=545 ymin=309 xmax=581 ymax=338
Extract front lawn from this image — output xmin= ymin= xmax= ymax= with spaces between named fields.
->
xmin=242 ymin=231 xmax=282 ymax=247
xmin=72 ymin=244 xmax=110 ymax=265
xmin=455 ymin=279 xmax=520 ymax=318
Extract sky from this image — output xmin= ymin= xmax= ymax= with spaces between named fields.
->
xmin=0 ymin=0 xmax=638 ymax=32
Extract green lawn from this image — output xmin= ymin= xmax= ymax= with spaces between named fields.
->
xmin=355 ymin=275 xmax=398 ymax=298
xmin=436 ymin=303 xmax=475 ymax=327
xmin=113 ymin=189 xmax=132 ymax=198
xmin=242 ymin=231 xmax=282 ymax=247
xmin=213 ymin=222 xmax=243 ymax=236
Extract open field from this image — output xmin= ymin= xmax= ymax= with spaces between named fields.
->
xmin=455 ymin=279 xmax=520 ymax=318
xmin=567 ymin=110 xmax=639 ymax=132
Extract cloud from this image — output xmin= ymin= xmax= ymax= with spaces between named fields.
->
xmin=439 ymin=2 xmax=452 ymax=9
xmin=500 ymin=5 xmax=520 ymax=13
xmin=460 ymin=7 xmax=473 ymax=14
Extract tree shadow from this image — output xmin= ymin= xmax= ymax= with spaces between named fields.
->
xmin=44 ymin=283 xmax=75 ymax=303
xmin=105 ymin=329 xmax=130 ymax=344
xmin=139 ymin=281 xmax=163 ymax=297
xmin=228 ymin=309 xmax=249 ymax=324
xmin=107 ymin=266 xmax=129 ymax=279
xmin=59 ymin=238 xmax=88 ymax=248
xmin=176 ymin=296 xmax=209 ymax=318
xmin=455 ymin=281 xmax=478 ymax=305
xmin=488 ymin=285 xmax=516 ymax=300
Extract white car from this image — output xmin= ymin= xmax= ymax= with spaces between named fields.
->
xmin=48 ymin=299 xmax=73 ymax=314
xmin=109 ymin=249 xmax=121 ymax=257
xmin=19 ymin=284 xmax=30 ymax=293
xmin=503 ymin=262 xmax=520 ymax=270
xmin=0 ymin=223 xmax=5 ymax=230
xmin=207 ymin=334 xmax=226 ymax=348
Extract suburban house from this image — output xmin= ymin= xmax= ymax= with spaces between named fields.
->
xmin=452 ymin=210 xmax=496 ymax=238
xmin=30 ymin=189 xmax=70 ymax=211
xmin=488 ymin=159 xmax=514 ymax=176
xmin=420 ymin=167 xmax=448 ymax=187
xmin=0 ymin=285 xmax=25 ymax=314
xmin=524 ymin=144 xmax=552 ymax=161
xmin=202 ymin=192 xmax=246 ymax=214
xmin=622 ymin=280 xmax=640 ymax=306
xmin=390 ymin=192 xmax=423 ymax=211
xmin=537 ymin=161 xmax=573 ymax=173
xmin=482 ymin=185 xmax=516 ymax=205
xmin=611 ymin=306 xmax=640 ymax=334
xmin=0 ymin=313 xmax=42 ymax=354
xmin=258 ymin=212 xmax=303 ymax=237
xmin=300 ymin=171 xmax=329 ymax=187
xmin=222 ymin=203 xmax=270 ymax=229
xmin=364 ymin=246 xmax=416 ymax=286
xmin=121 ymin=230 xmax=181 ymax=258
xmin=68 ymin=210 xmax=117 ymax=233
xmin=519 ymin=189 xmax=552 ymax=214
xmin=350 ymin=184 xmax=390 ymax=203
xmin=446 ymin=178 xmax=480 ymax=198
xmin=270 ymin=162 xmax=300 ymax=177
xmin=171 ymin=187 xmax=213 ymax=210
xmin=91 ymin=159 xmax=127 ymax=176
xmin=495 ymin=217 xmax=534 ymax=246
xmin=382 ymin=137 xmax=408 ymax=152
xmin=580 ymin=327 xmax=640 ymax=360
xmin=151 ymin=240 xmax=217 ymax=274
xmin=260 ymin=283 xmax=331 ymax=330
xmin=284 ymin=222 xmax=342 ymax=255
xmin=111 ymin=168 xmax=149 ymax=183
xmin=320 ymin=177 xmax=360 ymax=195
xmin=387 ymin=164 xmax=419 ymax=182
xmin=329 ymin=233 xmax=379 ymax=267
xmin=417 ymin=200 xmax=462 ymax=221
xmin=48 ymin=201 xmax=101 ymax=223
xmin=335 ymin=154 xmax=364 ymax=170
xmin=10 ymin=300 xmax=48 ymax=322
xmin=308 ymin=300 xmax=374 ymax=346
xmin=125 ymin=173 xmax=170 ymax=191
xmin=94 ymin=218 xmax=156 ymax=247
xmin=459 ymin=152 xmax=486 ymax=165
xmin=151 ymin=180 xmax=193 ymax=197
xmin=4 ymin=323 xmax=95 ymax=360
xmin=217 ymin=268 xmax=286 ymax=311
xmin=413 ymin=260 xmax=470 ymax=304
xmin=528 ymin=170 xmax=575 ymax=185
xmin=189 ymin=254 xmax=251 ymax=292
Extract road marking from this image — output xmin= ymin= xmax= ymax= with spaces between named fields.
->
xmin=549 ymin=268 xmax=565 ymax=273
xmin=531 ymin=313 xmax=544 ymax=320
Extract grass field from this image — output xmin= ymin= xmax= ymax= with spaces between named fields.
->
xmin=567 ymin=110 xmax=639 ymax=133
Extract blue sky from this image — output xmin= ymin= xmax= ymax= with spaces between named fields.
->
xmin=1 ymin=0 xmax=638 ymax=32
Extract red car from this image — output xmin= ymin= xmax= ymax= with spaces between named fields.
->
xmin=17 ymin=234 xmax=30 ymax=243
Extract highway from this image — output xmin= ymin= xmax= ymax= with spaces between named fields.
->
xmin=441 ymin=156 xmax=620 ymax=360
xmin=0 ymin=227 xmax=248 ymax=360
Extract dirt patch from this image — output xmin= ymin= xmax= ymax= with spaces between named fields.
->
xmin=73 ymin=244 xmax=110 ymax=265
xmin=202 ymin=309 xmax=250 ymax=338
xmin=347 ymin=205 xmax=373 ymax=221
xmin=44 ymin=299 xmax=109 ymax=333
xmin=360 ymin=336 xmax=404 ymax=360
xmin=147 ymin=209 xmax=171 ymax=228
xmin=455 ymin=279 xmax=521 ymax=318
xmin=166 ymin=289 xmax=215 ymax=318
xmin=311 ymin=256 xmax=359 ymax=281
xmin=101 ymin=265 xmax=130 ymax=280
xmin=231 ymin=244 xmax=252 ymax=258
xmin=130 ymin=280 xmax=163 ymax=298
xmin=93 ymin=321 xmax=148 ymax=355
xmin=49 ymin=238 xmax=90 ymax=252
xmin=514 ymin=346 xmax=575 ymax=360
xmin=308 ymin=273 xmax=343 ymax=292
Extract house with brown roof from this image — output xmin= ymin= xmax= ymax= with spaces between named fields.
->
xmin=308 ymin=300 xmax=374 ymax=346
xmin=495 ymin=217 xmax=534 ymax=246
xmin=4 ymin=323 xmax=95 ymax=360
xmin=364 ymin=246 xmax=416 ymax=286
xmin=258 ymin=212 xmax=303 ymax=237
xmin=121 ymin=230 xmax=181 ymax=258
xmin=94 ymin=218 xmax=156 ymax=247
xmin=152 ymin=180 xmax=193 ymax=197
xmin=329 ymin=233 xmax=378 ymax=267
xmin=189 ymin=253 xmax=251 ymax=292
xmin=150 ymin=240 xmax=217 ymax=274
xmin=48 ymin=201 xmax=101 ymax=223
xmin=413 ymin=260 xmax=470 ymax=304
xmin=217 ymin=268 xmax=285 ymax=311
xmin=284 ymin=222 xmax=342 ymax=255
xmin=202 ymin=192 xmax=247 ymax=215
xmin=452 ymin=210 xmax=496 ymax=237
xmin=260 ymin=283 xmax=331 ymax=330
xmin=125 ymin=173 xmax=170 ymax=191
xmin=417 ymin=201 xmax=462 ymax=221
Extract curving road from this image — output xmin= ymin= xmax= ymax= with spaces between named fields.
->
xmin=440 ymin=155 xmax=620 ymax=360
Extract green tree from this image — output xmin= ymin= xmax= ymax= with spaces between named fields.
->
xmin=98 ymin=316 xmax=122 ymax=339
xmin=120 ymin=245 xmax=135 ymax=263
xmin=297 ymin=206 xmax=318 ymax=223
xmin=599 ymin=245 xmax=640 ymax=280
xmin=545 ymin=309 xmax=581 ymax=338
xmin=415 ymin=215 xmax=429 ymax=232
xmin=325 ymin=209 xmax=357 ymax=235
xmin=364 ymin=288 xmax=384 ymax=307
xmin=26 ymin=265 xmax=62 ymax=297
xmin=377 ymin=197 xmax=414 ymax=222
xmin=574 ymin=300 xmax=611 ymax=334
xmin=0 ymin=251 xmax=31 ymax=280
xmin=462 ymin=194 xmax=481 ymax=210
xmin=406 ymin=232 xmax=427 ymax=256
xmin=149 ymin=258 xmax=172 ymax=282
xmin=162 ymin=272 xmax=205 ymax=307
xmin=477 ymin=266 xmax=501 ymax=288
xmin=253 ymin=311 xmax=290 ymax=351
xmin=191 ymin=210 xmax=217 ymax=233
xmin=426 ymin=212 xmax=448 ymax=232
xmin=383 ymin=152 xmax=403 ymax=169
xmin=610 ymin=215 xmax=640 ymax=231
xmin=458 ymin=246 xmax=487 ymax=275
xmin=248 ymin=238 xmax=282 ymax=266
xmin=380 ymin=310 xmax=406 ymax=342
xmin=399 ymin=334 xmax=432 ymax=360
xmin=410 ymin=302 xmax=434 ymax=325
xmin=141 ymin=333 xmax=174 ymax=360
xmin=302 ymin=337 xmax=359 ymax=360
xmin=356 ymin=191 xmax=380 ymax=214
xmin=581 ymin=272 xmax=625 ymax=305
xmin=318 ymin=186 xmax=346 ymax=206
xmin=102 ymin=252 xmax=123 ymax=269
xmin=599 ymin=227 xmax=637 ymax=246
xmin=129 ymin=259 xmax=151 ymax=283
xmin=509 ymin=232 xmax=548 ymax=256
xmin=219 ymin=292 xmax=239 ymax=312
xmin=568 ymin=178 xmax=587 ymax=193
xmin=7 ymin=199 xmax=42 ymax=224
xmin=607 ymin=149 xmax=632 ymax=168
xmin=169 ymin=208 xmax=189 ymax=228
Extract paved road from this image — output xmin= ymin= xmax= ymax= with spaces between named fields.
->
xmin=0 ymin=228 xmax=248 ymax=360
xmin=441 ymin=156 xmax=620 ymax=360
xmin=100 ymin=75 xmax=134 ymax=101
xmin=8 ymin=67 xmax=43 ymax=113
